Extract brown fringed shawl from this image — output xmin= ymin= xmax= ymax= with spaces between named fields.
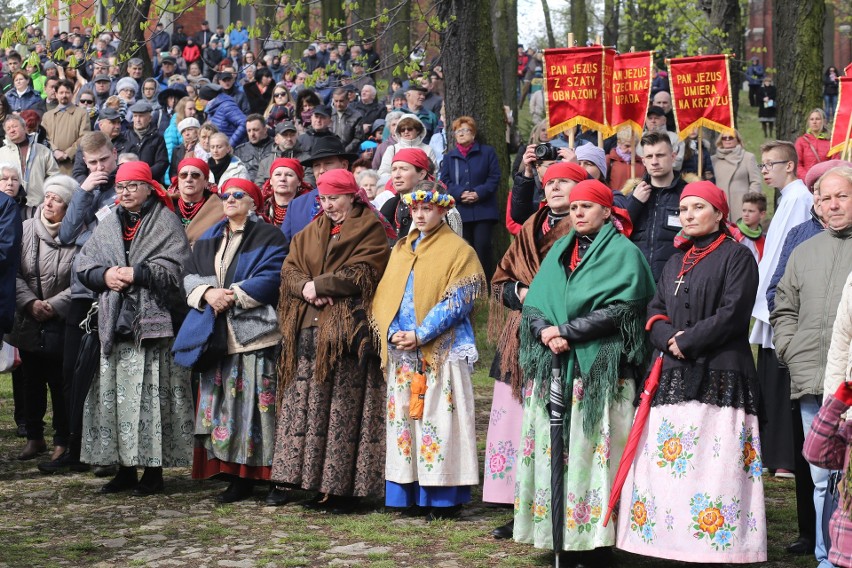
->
xmin=487 ymin=206 xmax=573 ymax=399
xmin=277 ymin=203 xmax=390 ymax=392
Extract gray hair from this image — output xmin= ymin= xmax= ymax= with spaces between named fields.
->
xmin=117 ymin=152 xmax=139 ymax=164
xmin=385 ymin=110 xmax=405 ymax=126
xmin=360 ymin=84 xmax=377 ymax=97
xmin=355 ymin=169 xmax=379 ymax=185
xmin=0 ymin=161 xmax=21 ymax=180
xmin=4 ymin=114 xmax=26 ymax=130
xmin=815 ymin=166 xmax=852 ymax=195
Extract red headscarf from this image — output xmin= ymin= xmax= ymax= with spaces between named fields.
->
xmin=221 ymin=178 xmax=264 ymax=212
xmin=681 ymin=180 xmax=729 ymax=219
xmin=178 ymin=157 xmax=210 ymax=179
xmin=540 ymin=162 xmax=588 ymax=187
xmin=569 ymin=179 xmax=633 ymax=237
xmin=317 ymin=169 xmax=360 ymax=195
xmin=262 ymin=157 xmax=312 ymax=201
xmin=392 ymin=148 xmax=431 ymax=172
xmin=116 ymin=161 xmax=174 ymax=211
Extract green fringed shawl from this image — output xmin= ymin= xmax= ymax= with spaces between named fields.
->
xmin=519 ymin=222 xmax=656 ymax=435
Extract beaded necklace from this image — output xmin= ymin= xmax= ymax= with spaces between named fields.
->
xmin=178 ymin=198 xmax=204 ymax=226
xmin=331 ymin=224 xmax=341 ymax=236
xmin=123 ymin=214 xmax=142 ymax=241
xmin=674 ymin=233 xmax=726 ymax=295
xmin=271 ymin=201 xmax=288 ymax=226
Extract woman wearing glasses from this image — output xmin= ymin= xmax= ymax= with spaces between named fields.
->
xmin=377 ymin=115 xmax=437 ymax=179
xmin=711 ymin=129 xmax=762 ymax=222
xmin=76 ymin=161 xmax=194 ymax=496
xmin=439 ymin=116 xmax=501 ymax=280
xmin=263 ymin=82 xmax=295 ymax=130
xmin=170 ymin=157 xmax=222 ymax=245
xmin=173 ymin=178 xmax=286 ymax=503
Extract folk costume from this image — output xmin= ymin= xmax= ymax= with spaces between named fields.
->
xmin=483 ymin=162 xmax=584 ymax=505
xmin=616 ymin=181 xmax=767 ymax=563
xmin=515 ymin=180 xmax=655 ymax=552
xmin=373 ymin=190 xmax=486 ymax=511
xmin=261 ymin=158 xmax=311 ymax=228
xmin=76 ymin=162 xmax=194 ymax=473
xmin=171 ymin=158 xmax=224 ymax=246
xmin=271 ymin=170 xmax=392 ymax=501
xmin=173 ymin=177 xmax=286 ymax=483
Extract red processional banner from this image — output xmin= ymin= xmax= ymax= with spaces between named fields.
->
xmin=667 ymin=54 xmax=735 ymax=139
xmin=828 ymin=76 xmax=852 ymax=158
xmin=544 ymin=46 xmax=615 ymax=138
xmin=610 ymin=51 xmax=654 ymax=136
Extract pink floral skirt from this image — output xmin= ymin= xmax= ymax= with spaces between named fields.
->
xmin=616 ymin=401 xmax=767 ymax=563
xmin=483 ymin=381 xmax=524 ymax=504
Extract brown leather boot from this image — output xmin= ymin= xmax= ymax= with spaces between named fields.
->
xmin=18 ymin=439 xmax=47 ymax=460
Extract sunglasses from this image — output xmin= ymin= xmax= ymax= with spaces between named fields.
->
xmin=398 ymin=126 xmax=418 ymax=133
xmin=80 ymin=99 xmax=94 ymax=105
xmin=218 ymin=191 xmax=248 ymax=201
xmin=721 ymin=136 xmax=736 ymax=141
xmin=274 ymin=92 xmax=287 ymax=97
xmin=179 ymin=171 xmax=203 ymax=180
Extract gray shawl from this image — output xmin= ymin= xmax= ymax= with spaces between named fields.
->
xmin=77 ymin=200 xmax=190 ymax=355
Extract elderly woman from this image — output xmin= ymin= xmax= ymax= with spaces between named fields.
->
xmin=617 ymin=182 xmax=766 ymax=563
xmin=356 ymin=169 xmax=383 ymax=206
xmin=267 ymin=169 xmax=393 ymax=511
xmin=710 ymin=129 xmax=762 ymax=222
xmin=170 ymin=157 xmax=222 ymax=244
xmin=374 ymin=185 xmax=485 ymax=521
xmin=795 ymin=108 xmax=831 ymax=180
xmin=515 ymin=180 xmax=653 ymax=565
xmin=0 ymin=161 xmax=33 ymax=220
xmin=439 ymin=116 xmax=501 ymax=279
xmin=170 ymin=117 xmax=202 ymax=179
xmin=76 ymin=161 xmax=194 ymax=495
xmin=606 ymin=127 xmax=646 ymax=193
xmin=173 ymin=178 xmax=286 ymax=503
xmin=377 ymin=115 xmax=437 ymax=179
xmin=262 ymin=158 xmax=311 ymax=227
xmin=208 ymin=133 xmax=249 ymax=187
xmin=10 ymin=175 xmax=78 ymax=461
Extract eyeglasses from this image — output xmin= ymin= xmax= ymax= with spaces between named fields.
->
xmin=178 ymin=171 xmax=203 ymax=180
xmin=80 ymin=99 xmax=94 ymax=105
xmin=456 ymin=128 xmax=472 ymax=134
xmin=218 ymin=191 xmax=248 ymax=201
xmin=116 ymin=182 xmax=144 ymax=193
xmin=274 ymin=92 xmax=287 ymax=97
xmin=398 ymin=126 xmax=417 ymax=133
xmin=758 ymin=160 xmax=789 ymax=171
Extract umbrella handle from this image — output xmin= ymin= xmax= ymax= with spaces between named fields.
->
xmin=645 ymin=314 xmax=670 ymax=331
xmin=551 ymin=352 xmax=561 ymax=370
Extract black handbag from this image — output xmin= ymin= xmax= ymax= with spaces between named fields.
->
xmin=114 ymin=292 xmax=137 ymax=340
xmin=32 ymin=238 xmax=64 ymax=354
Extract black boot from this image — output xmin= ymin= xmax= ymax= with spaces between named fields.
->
xmin=99 ymin=466 xmax=138 ymax=494
xmin=133 ymin=466 xmax=164 ymax=496
xmin=217 ymin=478 xmax=255 ymax=503
xmin=265 ymin=486 xmax=293 ymax=506
xmin=491 ymin=519 xmax=514 ymax=539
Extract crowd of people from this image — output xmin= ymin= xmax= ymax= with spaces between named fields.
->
xmin=2 ymin=21 xmax=852 ymax=568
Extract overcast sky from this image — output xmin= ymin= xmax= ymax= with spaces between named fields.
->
xmin=517 ymin=0 xmax=547 ymax=48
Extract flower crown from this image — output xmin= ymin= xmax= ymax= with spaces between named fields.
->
xmin=402 ymin=190 xmax=456 ymax=209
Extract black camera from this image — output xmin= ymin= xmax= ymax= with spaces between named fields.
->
xmin=534 ymin=143 xmax=559 ymax=161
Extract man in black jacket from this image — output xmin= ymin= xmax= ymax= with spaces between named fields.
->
xmin=234 ymin=114 xmax=276 ymax=181
xmin=124 ymin=101 xmax=168 ymax=184
xmin=615 ymin=131 xmax=686 ymax=280
xmin=255 ymin=121 xmax=300 ymax=187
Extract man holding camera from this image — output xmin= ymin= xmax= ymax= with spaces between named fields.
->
xmin=509 ymin=142 xmax=582 ymax=226
xmin=615 ymin=131 xmax=686 ymax=280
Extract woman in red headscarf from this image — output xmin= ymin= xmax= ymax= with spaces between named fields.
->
xmin=173 ymin=177 xmax=287 ymax=503
xmin=616 ymin=181 xmax=766 ymax=563
xmin=268 ymin=169 xmax=391 ymax=511
xmin=75 ymin=161 xmax=195 ymax=496
xmin=262 ymin=158 xmax=311 ymax=227
xmin=514 ymin=179 xmax=655 ymax=563
xmin=170 ymin=157 xmax=223 ymax=245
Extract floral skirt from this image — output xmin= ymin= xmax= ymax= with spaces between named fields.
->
xmin=192 ymin=348 xmax=277 ymax=480
xmin=81 ymin=339 xmax=194 ymax=468
xmin=270 ymin=328 xmax=386 ymax=497
xmin=514 ymin=376 xmax=635 ymax=551
xmin=616 ymin=401 xmax=767 ymax=563
xmin=385 ymin=355 xmax=479 ymax=488
xmin=483 ymin=380 xmax=524 ymax=504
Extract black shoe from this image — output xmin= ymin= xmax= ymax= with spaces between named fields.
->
xmin=301 ymin=493 xmax=329 ymax=510
xmin=491 ymin=519 xmax=514 ymax=539
xmin=216 ymin=479 xmax=254 ymax=503
xmin=37 ymin=450 xmax=91 ymax=474
xmin=786 ymin=536 xmax=814 ymax=555
xmin=16 ymin=424 xmax=26 ymax=438
xmin=427 ymin=504 xmax=462 ymax=521
xmin=401 ymin=504 xmax=428 ymax=518
xmin=99 ymin=467 xmax=138 ymax=494
xmin=133 ymin=467 xmax=164 ymax=496
xmin=93 ymin=464 xmax=118 ymax=478
xmin=329 ymin=496 xmax=360 ymax=515
xmin=265 ymin=487 xmax=293 ymax=506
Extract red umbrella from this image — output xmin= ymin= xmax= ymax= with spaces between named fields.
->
xmin=602 ymin=314 xmax=669 ymax=527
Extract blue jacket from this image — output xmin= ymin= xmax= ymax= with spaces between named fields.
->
xmin=767 ymin=208 xmax=824 ymax=312
xmin=228 ymin=27 xmax=249 ymax=48
xmin=7 ymin=86 xmax=45 ymax=114
xmin=439 ymin=142 xmax=501 ymax=223
xmin=0 ymin=192 xmax=22 ymax=334
xmin=280 ymin=188 xmax=319 ymax=255
xmin=205 ymin=94 xmax=247 ymax=148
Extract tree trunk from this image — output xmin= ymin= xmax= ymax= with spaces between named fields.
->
xmin=321 ymin=0 xmax=346 ymax=34
xmin=707 ymin=0 xmax=744 ymax=119
xmin=116 ymin=0 xmax=153 ymax=76
xmin=379 ymin=0 xmax=411 ymax=84
xmin=540 ymin=0 xmax=556 ymax=48
xmin=571 ymin=0 xmax=588 ymax=46
xmin=438 ymin=0 xmax=511 ymax=256
xmin=354 ymin=0 xmax=378 ymax=43
xmin=774 ymin=0 xmax=825 ymax=141
xmin=491 ymin=0 xmax=518 ymax=146
xmin=603 ymin=0 xmax=620 ymax=47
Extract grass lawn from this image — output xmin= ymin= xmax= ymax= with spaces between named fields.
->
xmin=0 ymin=95 xmax=812 ymax=567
